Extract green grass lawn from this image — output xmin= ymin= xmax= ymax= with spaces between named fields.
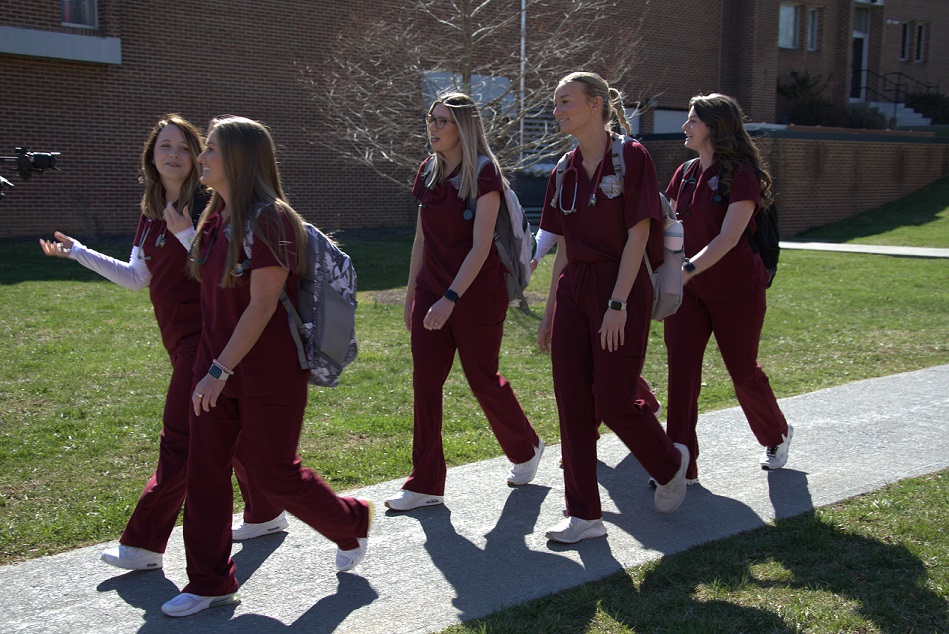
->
xmin=1 ymin=178 xmax=947 ymax=631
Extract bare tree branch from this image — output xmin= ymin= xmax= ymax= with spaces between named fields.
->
xmin=300 ymin=0 xmax=645 ymax=190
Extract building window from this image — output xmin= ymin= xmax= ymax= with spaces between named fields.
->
xmin=62 ymin=0 xmax=97 ymax=28
xmin=779 ymin=3 xmax=800 ymax=49
xmin=854 ymin=8 xmax=869 ymax=34
xmin=915 ymin=23 xmax=927 ymax=63
xmin=900 ymin=23 xmax=910 ymax=60
xmin=806 ymin=8 xmax=820 ymax=51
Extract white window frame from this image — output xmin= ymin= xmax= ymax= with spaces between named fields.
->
xmin=806 ymin=7 xmax=820 ymax=51
xmin=900 ymin=23 xmax=910 ymax=61
xmin=779 ymin=3 xmax=800 ymax=49
xmin=62 ymin=0 xmax=97 ymax=29
xmin=915 ymin=23 xmax=926 ymax=63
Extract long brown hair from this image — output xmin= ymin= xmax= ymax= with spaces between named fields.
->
xmin=689 ymin=93 xmax=774 ymax=209
xmin=189 ymin=116 xmax=307 ymax=288
xmin=139 ymin=114 xmax=205 ymax=220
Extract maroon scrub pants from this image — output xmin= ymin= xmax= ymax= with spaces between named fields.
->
xmin=663 ymin=287 xmax=789 ymax=480
xmin=182 ymin=380 xmax=370 ymax=596
xmin=404 ymin=285 xmax=539 ymax=496
xmin=552 ymin=261 xmax=681 ymax=520
xmin=119 ymin=338 xmax=281 ymax=553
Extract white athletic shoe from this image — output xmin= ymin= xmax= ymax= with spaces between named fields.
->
xmin=545 ymin=516 xmax=607 ymax=543
xmin=508 ymin=439 xmax=545 ymax=486
xmin=161 ymin=592 xmax=241 ymax=617
xmin=231 ymin=511 xmax=290 ymax=541
xmin=761 ymin=425 xmax=794 ymax=470
xmin=384 ymin=489 xmax=444 ymax=511
xmin=100 ymin=545 xmax=163 ymax=571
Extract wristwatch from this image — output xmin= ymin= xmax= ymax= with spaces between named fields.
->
xmin=208 ymin=364 xmax=227 ymax=380
xmin=683 ymin=259 xmax=697 ymax=274
xmin=608 ymin=299 xmax=626 ymax=311
xmin=444 ymin=289 xmax=459 ymax=303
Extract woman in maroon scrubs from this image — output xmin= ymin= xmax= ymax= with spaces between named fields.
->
xmin=385 ymin=92 xmax=544 ymax=513
xmin=160 ymin=117 xmax=372 ymax=618
xmin=538 ymin=72 xmax=688 ymax=544
xmin=39 ymin=115 xmax=283 ymax=572
xmin=663 ymin=93 xmax=792 ymax=483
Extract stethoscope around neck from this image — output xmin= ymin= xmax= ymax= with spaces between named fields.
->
xmin=136 ymin=218 xmax=168 ymax=261
xmin=558 ymin=145 xmax=608 ymax=215
xmin=675 ymin=163 xmax=724 ymax=218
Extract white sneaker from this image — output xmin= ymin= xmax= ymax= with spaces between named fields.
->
xmin=100 ymin=545 xmax=163 ymax=571
xmin=231 ymin=511 xmax=289 ymax=541
xmin=161 ymin=592 xmax=241 ymax=617
xmin=508 ymin=439 xmax=545 ymax=486
xmin=545 ymin=516 xmax=607 ymax=543
xmin=336 ymin=537 xmax=368 ymax=572
xmin=384 ymin=489 xmax=444 ymax=511
xmin=761 ymin=425 xmax=794 ymax=470
xmin=654 ymin=443 xmax=689 ymax=514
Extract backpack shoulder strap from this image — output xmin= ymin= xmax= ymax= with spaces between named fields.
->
xmin=552 ymin=151 xmax=571 ymax=210
xmin=610 ymin=133 xmax=629 ymax=178
xmin=467 ymin=155 xmax=498 ymax=212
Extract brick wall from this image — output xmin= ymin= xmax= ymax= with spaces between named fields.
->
xmin=0 ymin=0 xmax=417 ymax=240
xmin=2 ymin=0 xmax=948 ymax=239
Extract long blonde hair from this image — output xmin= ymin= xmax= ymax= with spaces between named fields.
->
xmin=189 ymin=116 xmax=307 ymax=288
xmin=424 ymin=92 xmax=505 ymax=203
xmin=558 ymin=71 xmax=632 ymax=134
xmin=139 ymin=114 xmax=205 ymax=220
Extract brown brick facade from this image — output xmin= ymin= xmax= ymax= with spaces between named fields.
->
xmin=1 ymin=1 xmax=948 ymax=239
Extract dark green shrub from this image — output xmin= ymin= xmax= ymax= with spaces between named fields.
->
xmin=905 ymin=91 xmax=949 ymax=124
xmin=845 ymin=104 xmax=888 ymax=129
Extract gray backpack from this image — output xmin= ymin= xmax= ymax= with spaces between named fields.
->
xmin=244 ymin=213 xmax=358 ymax=388
xmin=552 ymin=134 xmax=684 ymax=320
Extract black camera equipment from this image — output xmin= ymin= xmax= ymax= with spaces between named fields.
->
xmin=0 ymin=147 xmax=62 ymax=201
xmin=3 ymin=147 xmax=61 ymax=180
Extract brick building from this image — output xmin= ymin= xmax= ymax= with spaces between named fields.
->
xmin=1 ymin=0 xmax=948 ymax=239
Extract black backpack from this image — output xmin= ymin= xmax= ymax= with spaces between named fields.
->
xmin=689 ymin=160 xmax=780 ymax=288
xmin=747 ymin=205 xmax=780 ymax=288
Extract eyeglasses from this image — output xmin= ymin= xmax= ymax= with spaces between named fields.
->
xmin=425 ymin=116 xmax=456 ymax=130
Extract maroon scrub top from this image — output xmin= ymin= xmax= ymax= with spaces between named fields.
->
xmin=132 ymin=214 xmax=201 ymax=357
xmin=411 ymin=157 xmax=506 ymax=298
xmin=193 ymin=204 xmax=307 ymax=398
xmin=665 ymin=159 xmax=769 ymax=301
xmin=539 ymin=137 xmax=663 ymax=267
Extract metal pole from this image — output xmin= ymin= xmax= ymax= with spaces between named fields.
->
xmin=519 ymin=0 xmax=526 ymax=161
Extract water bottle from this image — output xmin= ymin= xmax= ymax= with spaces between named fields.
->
xmin=664 ymin=221 xmax=684 ymax=252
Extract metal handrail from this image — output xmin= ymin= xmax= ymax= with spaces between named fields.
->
xmin=860 ymin=69 xmax=939 ymax=122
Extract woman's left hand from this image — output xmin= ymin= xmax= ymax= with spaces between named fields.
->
xmin=192 ymin=374 xmax=226 ymax=416
xmin=163 ymin=200 xmax=193 ymax=234
xmin=423 ymin=297 xmax=454 ymax=330
xmin=599 ymin=309 xmax=627 ymax=352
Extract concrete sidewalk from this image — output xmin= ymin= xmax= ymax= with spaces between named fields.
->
xmin=779 ymin=241 xmax=949 ymax=258
xmin=2 ymin=365 xmax=947 ymax=633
